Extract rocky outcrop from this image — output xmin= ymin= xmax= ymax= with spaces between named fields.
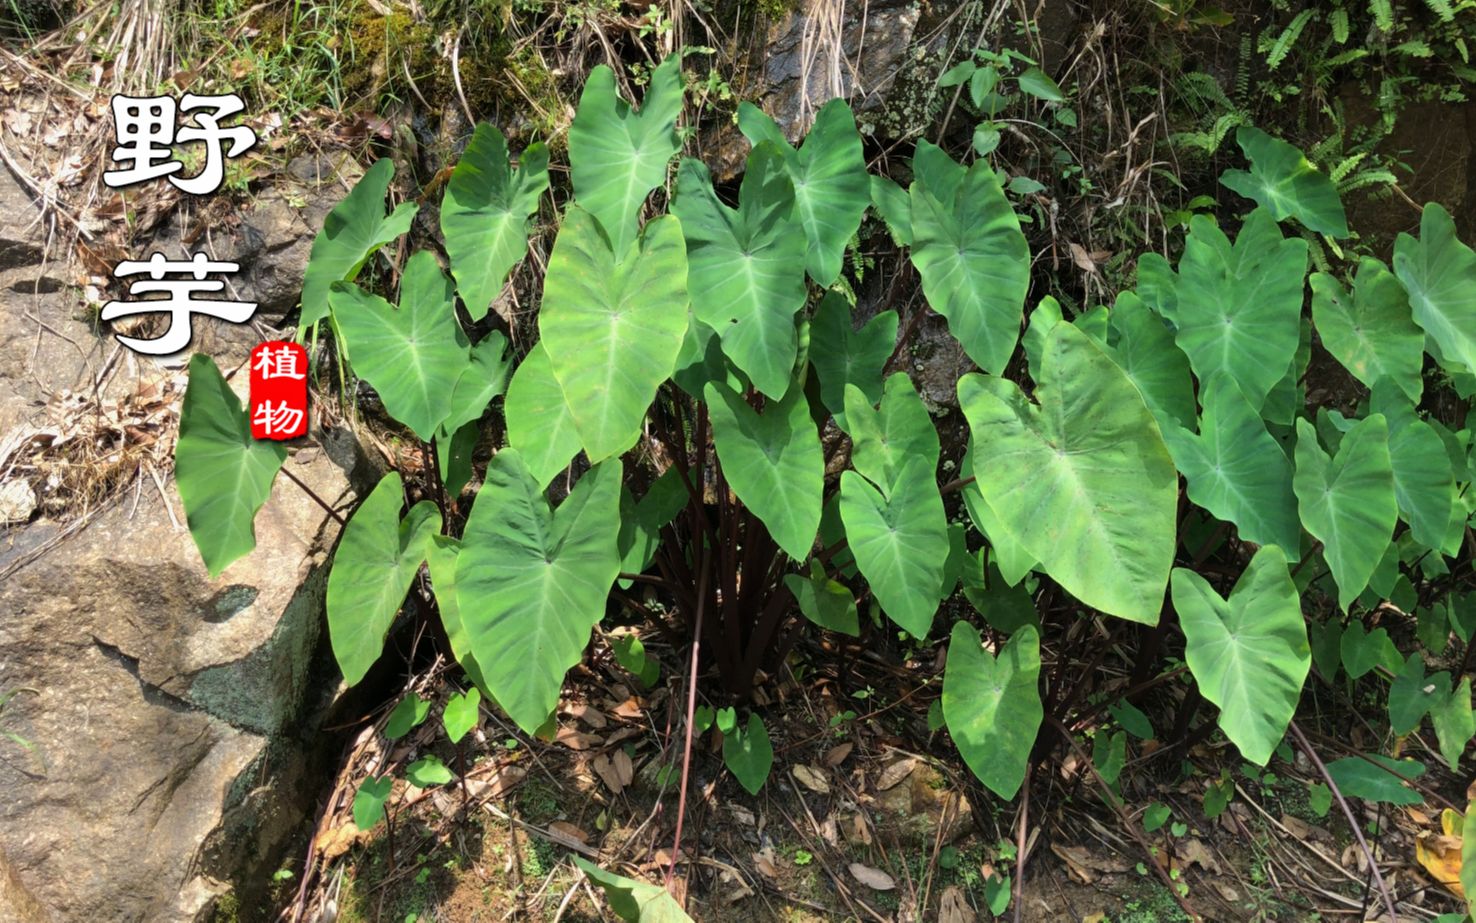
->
xmin=0 ymin=442 xmax=352 ymax=922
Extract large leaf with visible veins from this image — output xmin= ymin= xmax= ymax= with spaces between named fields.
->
xmin=943 ymin=622 xmax=1042 ymax=799
xmin=540 ymin=206 xmax=688 ymax=461
xmin=1220 ymin=127 xmax=1348 ymax=237
xmin=568 ymin=58 xmax=683 ymax=255
xmin=1393 ymin=202 xmax=1476 ymax=378
xmin=457 ymin=452 xmax=623 ymax=732
xmin=300 ymin=159 xmax=417 ymax=325
xmin=958 ymin=323 xmax=1177 ymax=623
xmin=1173 ymin=545 xmax=1309 ymax=765
xmin=909 ymin=143 xmax=1030 ymax=375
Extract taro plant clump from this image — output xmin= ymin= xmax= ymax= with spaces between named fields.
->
xmin=175 ymin=54 xmax=1476 ymax=919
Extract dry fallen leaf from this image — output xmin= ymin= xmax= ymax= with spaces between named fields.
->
xmin=591 ymin=753 xmax=625 ymax=795
xmin=1414 ymin=808 xmax=1465 ymax=897
xmin=314 ymin=822 xmax=370 ymax=861
xmin=939 ymin=885 xmax=974 ymax=922
xmin=1175 ymin=838 xmax=1221 ymax=875
xmin=565 ymin=702 xmax=608 ymax=729
xmin=849 ymin=862 xmax=896 ymax=891
xmin=793 ymin=764 xmax=830 ymax=794
xmin=824 ymin=742 xmax=854 ymax=767
xmin=875 ymin=757 xmax=917 ymax=791
xmin=556 ymin=727 xmax=600 ymax=750
xmin=548 ymin=821 xmax=590 ymax=845
xmin=849 ymin=813 xmax=873 ymax=845
xmin=1280 ymin=814 xmax=1314 ymax=840
xmin=611 ymin=749 xmax=635 ymax=787
xmin=753 ymin=847 xmax=780 ymax=879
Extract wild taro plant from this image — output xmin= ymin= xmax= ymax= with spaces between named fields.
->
xmin=175 ymin=56 xmax=1476 ymax=918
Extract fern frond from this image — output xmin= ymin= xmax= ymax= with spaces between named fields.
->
xmin=1423 ymin=0 xmax=1456 ymax=22
xmin=1266 ymin=9 xmax=1315 ymax=70
xmin=1369 ymin=0 xmax=1395 ymax=32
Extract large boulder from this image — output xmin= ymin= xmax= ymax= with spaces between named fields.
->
xmin=0 ymin=437 xmax=354 ymax=922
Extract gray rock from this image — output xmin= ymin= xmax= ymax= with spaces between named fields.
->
xmin=0 ymin=441 xmax=352 ymax=922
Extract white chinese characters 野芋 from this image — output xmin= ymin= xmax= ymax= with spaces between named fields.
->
xmin=99 ymin=252 xmax=257 ymax=355
xmin=103 ymin=93 xmax=257 ymax=193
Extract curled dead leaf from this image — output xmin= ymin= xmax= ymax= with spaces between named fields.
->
xmin=824 ymin=742 xmax=853 ymax=767
xmin=792 ymin=764 xmax=830 ymax=794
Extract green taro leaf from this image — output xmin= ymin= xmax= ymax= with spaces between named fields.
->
xmin=704 ymin=381 xmax=823 ymax=561
xmin=326 ymin=473 xmax=440 ymax=685
xmin=1016 ymin=66 xmax=1066 ymax=102
xmin=962 ymin=555 xmax=1041 ymax=634
xmin=723 ymin=714 xmax=774 ymax=795
xmin=616 ymin=468 xmax=689 ymax=586
xmin=809 ymin=292 xmax=898 ymax=431
xmin=457 ymin=451 xmax=623 ymax=733
xmin=504 ymin=344 xmax=582 ymax=489
xmin=1159 ymin=209 xmax=1308 ymax=410
xmin=407 ymin=755 xmax=454 ymax=787
xmin=329 ymin=251 xmax=468 ymax=441
xmin=426 ymin=536 xmax=492 ymax=697
xmin=1463 ymin=808 xmax=1476 ymax=921
xmin=1310 ymin=259 xmax=1424 ymax=403
xmin=1172 ymin=545 xmax=1309 ymax=765
xmin=301 ymin=159 xmax=418 ymax=325
xmin=1163 ymin=375 xmax=1300 ymax=552
xmin=839 ymin=459 xmax=949 ymax=639
xmin=1293 ymin=416 xmax=1397 ymax=610
xmin=574 ymin=857 xmax=695 ymax=923
xmin=958 ymin=323 xmax=1177 ymax=624
xmin=736 ymin=99 xmax=870 ymax=285
xmin=441 ymin=123 xmax=549 ymax=320
xmin=443 ymin=687 xmax=481 ymax=744
xmin=960 ymin=440 xmax=1036 ymax=586
xmin=353 ymin=776 xmax=393 ymax=830
xmin=1393 ymin=203 xmax=1476 ymax=377
xmin=567 ymin=58 xmax=684 ymax=255
xmin=844 ymin=374 xmax=940 ymax=491
xmin=1324 ymin=754 xmax=1426 ymax=806
xmin=1431 ymin=677 xmax=1473 ymax=770
xmin=1219 ymin=127 xmax=1349 ymax=237
xmin=1373 ymin=388 xmax=1459 ymax=551
xmin=437 ymin=332 xmax=512 ymax=449
xmin=540 ymin=207 xmax=689 ymax=460
xmin=943 ymin=622 xmax=1042 ymax=799
xmin=674 ymin=146 xmax=808 ymax=399
xmin=175 ymin=353 xmax=287 ymax=577
xmin=385 ymin=693 xmax=431 ymax=740
xmin=1388 ymin=654 xmax=1434 ymax=735
xmin=869 ymin=174 xmax=912 ymax=246
xmin=1340 ymin=621 xmax=1401 ymax=679
xmin=784 ymin=560 xmax=860 ymax=636
xmin=909 ymin=142 xmax=1030 ymax=375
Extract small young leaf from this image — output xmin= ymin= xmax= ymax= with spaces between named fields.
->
xmin=386 ymin=694 xmax=432 ymax=741
xmin=943 ymin=622 xmax=1042 ymax=799
xmin=1143 ymin=802 xmax=1171 ymax=833
xmin=1431 ymin=677 xmax=1474 ymax=771
xmin=407 ymin=755 xmax=454 ymax=787
xmin=1016 ymin=66 xmax=1066 ymax=102
xmin=723 ymin=714 xmax=774 ymax=795
xmin=574 ymin=857 xmax=695 ymax=922
xmin=353 ymin=775 xmax=394 ymax=830
xmin=443 ymin=688 xmax=481 ymax=744
xmin=300 ymin=159 xmax=417 ymax=326
xmin=784 ymin=561 xmax=860 ymax=636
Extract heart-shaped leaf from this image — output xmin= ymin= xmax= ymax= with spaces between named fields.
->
xmin=1310 ymin=258 xmax=1424 ymax=403
xmin=330 ymin=251 xmax=468 ymax=441
xmin=1340 ymin=621 xmax=1402 ymax=679
xmin=567 ymin=58 xmax=684 ymax=255
xmin=674 ymin=145 xmax=808 ymax=399
xmin=1432 ymin=677 xmax=1473 ymax=771
xmin=616 ymin=469 xmax=688 ymax=586
xmin=301 ymin=159 xmax=417 ymax=325
xmin=943 ymin=622 xmax=1042 ymax=799
xmin=809 ymin=292 xmax=898 ymax=432
xmin=327 ymin=472 xmax=440 ymax=685
xmin=1172 ymin=545 xmax=1309 ymax=765
xmin=175 ymin=353 xmax=287 ymax=577
xmin=443 ymin=687 xmax=481 ymax=744
xmin=1219 ymin=127 xmax=1349 ymax=237
xmin=353 ymin=776 xmax=393 ymax=830
xmin=1394 ymin=203 xmax=1476 ymax=377
xmin=1325 ymin=755 xmax=1426 ymax=806
xmin=844 ymin=374 xmax=940 ymax=491
xmin=704 ymin=380 xmax=823 ymax=561
xmin=1389 ymin=654 xmax=1436 ymax=735
xmin=457 ymin=451 xmax=622 ymax=732
xmin=959 ymin=323 xmax=1177 ymax=623
xmin=909 ymin=143 xmax=1030 ymax=375
xmin=540 ymin=207 xmax=689 ymax=460
xmin=839 ymin=459 xmax=949 ymax=639
xmin=406 ymin=755 xmax=454 ymax=787
xmin=1293 ymin=415 xmax=1397 ymax=610
xmin=385 ymin=693 xmax=431 ymax=740
xmin=1159 ymin=208 xmax=1307 ymax=410
xmin=723 ymin=713 xmax=774 ymax=795
xmin=504 ymin=344 xmax=582 ymax=489
xmin=441 ymin=123 xmax=549 ymax=319
xmin=736 ymin=99 xmax=870 ymax=285
xmin=962 ymin=555 xmax=1040 ymax=633
xmin=1163 ymin=375 xmax=1300 ymax=552
xmin=784 ymin=560 xmax=860 ymax=636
